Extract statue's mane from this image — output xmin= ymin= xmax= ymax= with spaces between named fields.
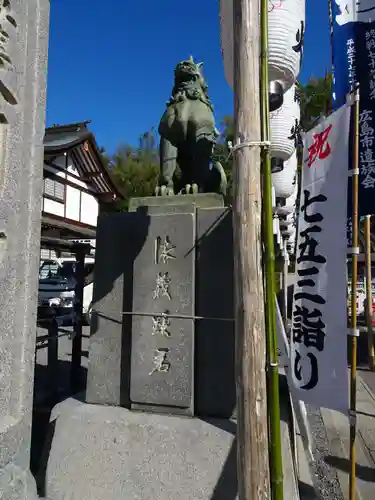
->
xmin=167 ymin=56 xmax=213 ymax=110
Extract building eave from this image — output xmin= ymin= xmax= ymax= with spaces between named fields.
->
xmin=41 ymin=211 xmax=96 ymax=240
xmin=44 ymin=122 xmax=123 ymax=201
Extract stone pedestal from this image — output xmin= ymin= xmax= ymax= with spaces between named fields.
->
xmin=128 ymin=193 xmax=224 ymax=212
xmin=44 ymin=399 xmax=237 ymax=500
xmin=0 ymin=1 xmax=50 ymax=498
xmin=42 ymin=393 xmax=299 ymax=500
xmin=45 ymin=196 xmax=300 ymax=499
xmin=86 ymin=195 xmax=236 ymax=418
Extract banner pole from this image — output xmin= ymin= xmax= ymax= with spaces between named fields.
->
xmin=260 ymin=0 xmax=284 ymax=497
xmin=365 ymin=215 xmax=375 ymax=370
xmin=349 ymin=86 xmax=360 ymax=500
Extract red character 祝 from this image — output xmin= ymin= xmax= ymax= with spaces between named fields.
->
xmin=305 ymin=124 xmax=333 ymax=168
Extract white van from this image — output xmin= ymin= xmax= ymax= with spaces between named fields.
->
xmin=38 ymin=257 xmax=94 ymax=324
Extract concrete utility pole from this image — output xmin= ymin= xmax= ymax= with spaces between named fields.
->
xmin=232 ymin=0 xmax=271 ymax=499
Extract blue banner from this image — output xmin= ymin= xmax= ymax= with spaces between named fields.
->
xmin=331 ymin=1 xmax=375 ymax=221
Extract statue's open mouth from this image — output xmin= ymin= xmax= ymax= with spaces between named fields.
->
xmin=175 ymin=71 xmax=198 ymax=87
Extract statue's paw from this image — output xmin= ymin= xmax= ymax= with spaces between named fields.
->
xmin=167 ymin=188 xmax=174 ymax=196
xmin=155 ymin=186 xmax=160 ymax=196
xmin=191 ymin=183 xmax=198 ymax=194
xmin=185 ymin=184 xmax=191 ymax=194
xmin=160 ymin=185 xmax=167 ymax=196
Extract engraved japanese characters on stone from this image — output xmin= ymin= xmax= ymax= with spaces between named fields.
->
xmin=154 ymin=235 xmax=176 ymax=265
xmin=0 ymin=0 xmax=18 ymax=124
xmin=152 ymin=272 xmax=172 ymax=300
xmin=148 ymin=236 xmax=176 ymax=378
xmin=152 ymin=312 xmax=171 ymax=338
xmin=149 ymin=348 xmax=171 ymax=375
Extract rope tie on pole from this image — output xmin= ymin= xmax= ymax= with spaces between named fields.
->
xmin=227 ymin=139 xmax=271 ymax=161
xmin=348 ymin=410 xmax=357 ymax=426
xmin=347 ymin=247 xmax=360 ymax=255
xmin=348 ymin=328 xmax=360 ymax=337
xmin=348 ymin=168 xmax=360 ymax=176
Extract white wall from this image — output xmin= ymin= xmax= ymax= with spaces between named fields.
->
xmin=80 ymin=191 xmax=99 ymax=226
xmin=43 ymin=197 xmax=64 ymax=217
xmin=42 ymin=153 xmax=99 ymax=226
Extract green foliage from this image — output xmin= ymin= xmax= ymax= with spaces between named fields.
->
xmin=105 ymin=129 xmax=159 ymax=211
xmin=212 ymin=115 xmax=234 ymax=204
xmin=220 ymin=115 xmax=234 ymax=144
xmin=299 ymin=73 xmax=332 ymax=131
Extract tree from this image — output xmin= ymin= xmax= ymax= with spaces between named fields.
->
xmin=209 ymin=76 xmax=333 ymax=207
xmin=221 ymin=115 xmax=235 ymax=144
xmin=213 ymin=115 xmax=235 ymax=203
xmin=106 ymin=128 xmax=159 ymax=211
xmin=299 ymin=73 xmax=332 ymax=131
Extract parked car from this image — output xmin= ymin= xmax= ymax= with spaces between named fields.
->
xmin=38 ymin=257 xmax=94 ymax=324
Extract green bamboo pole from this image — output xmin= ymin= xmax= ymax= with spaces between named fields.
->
xmin=259 ymin=0 xmax=284 ymax=499
xmin=349 ymin=85 xmax=360 ymax=500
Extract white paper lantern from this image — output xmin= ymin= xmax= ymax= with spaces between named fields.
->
xmin=287 ymin=230 xmax=297 ymax=254
xmin=286 ymin=212 xmax=295 ymax=224
xmin=282 ymin=223 xmax=296 ymax=238
xmin=280 ymin=237 xmax=285 ymax=254
xmin=280 ymin=212 xmax=295 ymax=229
xmin=272 ymin=150 xmax=298 ymax=198
xmin=219 ymin=0 xmax=305 ymax=91
xmin=269 ymin=0 xmax=305 ymax=91
xmin=270 ymin=85 xmax=300 ymax=160
xmin=276 ymin=182 xmax=298 ymax=215
xmin=288 ymin=228 xmax=297 ymax=242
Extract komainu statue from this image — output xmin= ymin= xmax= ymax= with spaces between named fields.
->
xmin=157 ymin=56 xmax=227 ymax=196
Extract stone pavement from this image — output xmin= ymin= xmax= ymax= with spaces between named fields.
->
xmin=319 ymin=372 xmax=375 ymax=500
xmin=296 ymin=369 xmax=375 ymax=500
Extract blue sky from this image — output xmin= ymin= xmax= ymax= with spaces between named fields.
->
xmin=46 ymin=0 xmax=331 ymax=153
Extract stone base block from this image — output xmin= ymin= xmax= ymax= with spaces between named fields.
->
xmin=42 ymin=397 xmax=300 ymax=500
xmin=128 ymin=193 xmax=224 ymax=212
xmin=0 ymin=462 xmax=38 ymax=500
xmin=44 ymin=398 xmax=236 ymax=500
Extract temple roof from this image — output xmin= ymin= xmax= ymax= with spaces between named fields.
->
xmin=44 ymin=122 xmax=122 ymax=201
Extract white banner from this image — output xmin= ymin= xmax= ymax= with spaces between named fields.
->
xmin=291 ymin=104 xmax=350 ymax=413
xmin=275 ymin=298 xmax=314 ymax=462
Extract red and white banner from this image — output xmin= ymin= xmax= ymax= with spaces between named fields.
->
xmin=291 ymin=104 xmax=350 ymax=413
